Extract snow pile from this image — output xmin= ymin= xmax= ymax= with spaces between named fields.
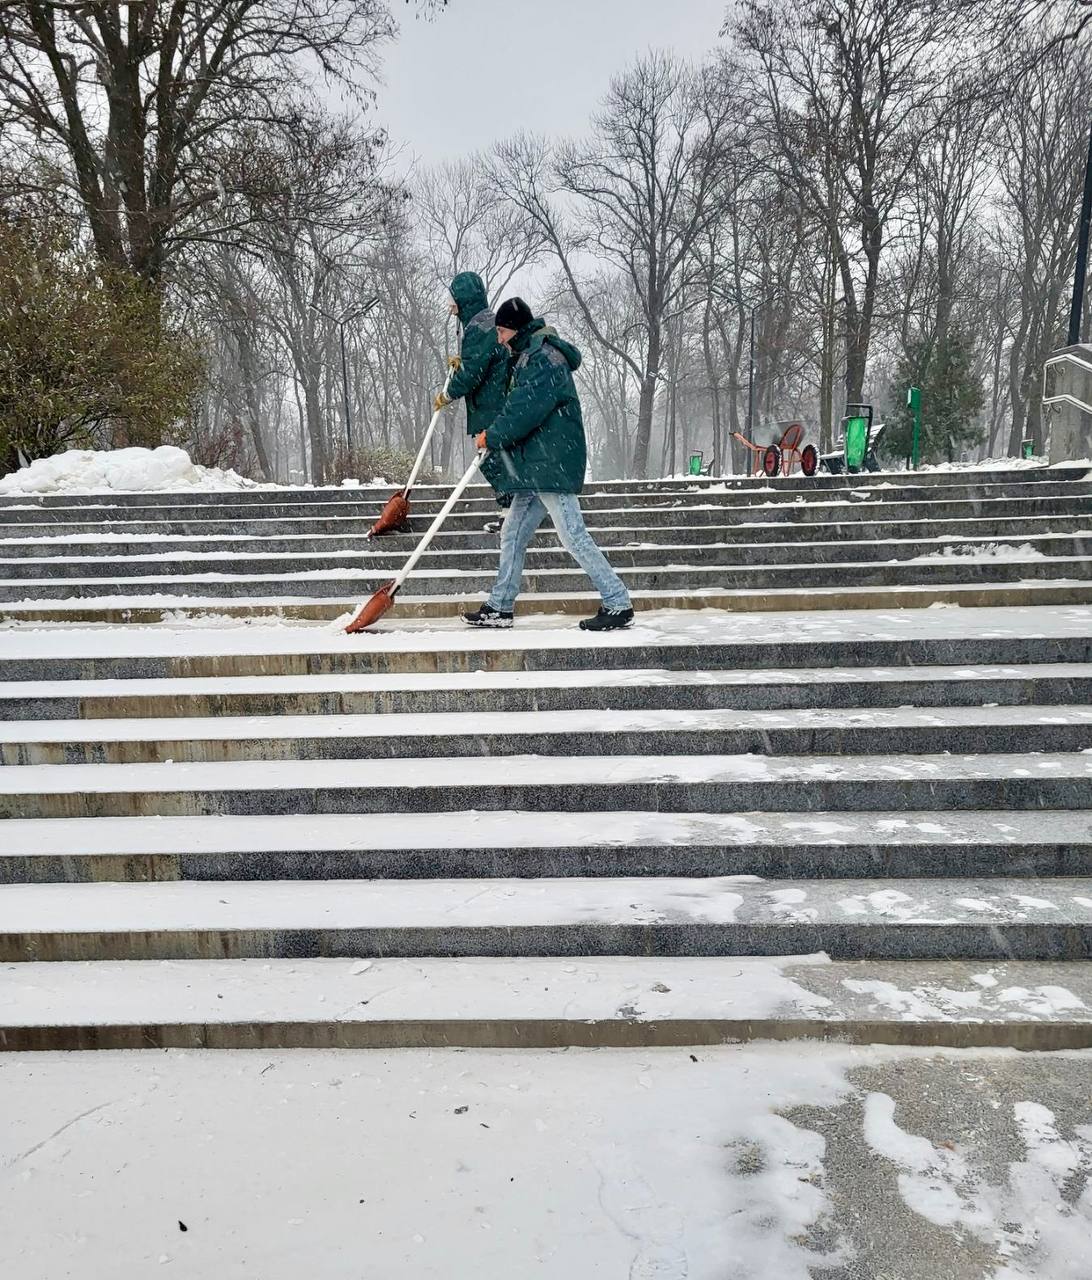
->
xmin=0 ymin=447 xmax=264 ymax=496
xmin=912 ymin=542 xmax=1046 ymax=563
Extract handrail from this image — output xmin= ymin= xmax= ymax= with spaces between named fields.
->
xmin=1043 ymin=349 xmax=1092 ymax=419
xmin=1043 ymin=391 xmax=1092 ymax=417
xmin=1044 ymin=350 xmax=1092 ymax=379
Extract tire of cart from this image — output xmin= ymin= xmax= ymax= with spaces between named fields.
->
xmin=763 ymin=444 xmax=782 ymax=477
xmin=801 ymin=444 xmax=819 ymax=477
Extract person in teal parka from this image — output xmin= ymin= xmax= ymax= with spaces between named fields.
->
xmin=465 ymin=297 xmax=634 ymax=633
xmin=435 ymin=272 xmax=509 ymax=440
xmin=435 ymin=271 xmax=510 ymax=514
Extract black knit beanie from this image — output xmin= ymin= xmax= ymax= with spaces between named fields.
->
xmin=495 ymin=297 xmax=533 ymax=331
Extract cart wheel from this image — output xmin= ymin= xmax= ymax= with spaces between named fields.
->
xmin=801 ymin=444 xmax=819 ymax=477
xmin=763 ymin=444 xmax=782 ymax=478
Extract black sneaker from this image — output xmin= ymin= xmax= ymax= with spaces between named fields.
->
xmin=463 ymin=604 xmax=514 ymax=628
xmin=483 ymin=520 xmax=502 ymax=533
xmin=579 ymin=606 xmax=635 ymax=632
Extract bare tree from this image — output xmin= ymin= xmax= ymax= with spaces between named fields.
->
xmin=229 ymin=109 xmax=398 ymax=483
xmin=416 ymin=155 xmax=545 ymax=300
xmin=996 ymin=38 xmax=1092 ymax=453
xmin=495 ymin=52 xmax=737 ymax=477
xmin=0 ymin=0 xmax=394 ymax=285
xmin=734 ymin=0 xmax=969 ymax=406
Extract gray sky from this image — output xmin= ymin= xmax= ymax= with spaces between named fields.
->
xmin=377 ymin=0 xmax=728 ymax=170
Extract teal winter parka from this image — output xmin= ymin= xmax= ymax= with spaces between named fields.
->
xmin=446 ymin=272 xmax=509 ymax=437
xmin=480 ymin=317 xmax=587 ymax=495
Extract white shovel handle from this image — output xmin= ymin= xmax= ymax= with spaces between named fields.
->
xmin=402 ymin=368 xmax=455 ymax=495
xmin=392 ymin=451 xmax=486 ymax=592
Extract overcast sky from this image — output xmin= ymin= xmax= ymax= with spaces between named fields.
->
xmin=376 ymin=0 xmax=728 ymax=171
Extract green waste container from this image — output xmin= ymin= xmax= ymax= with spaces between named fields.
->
xmin=688 ymin=452 xmax=704 ymax=476
xmin=1021 ymin=439 xmax=1034 ymax=460
xmin=841 ymin=404 xmax=873 ymax=473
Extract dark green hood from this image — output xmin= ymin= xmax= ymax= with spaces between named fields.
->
xmin=511 ymin=318 xmax=583 ymax=371
xmin=450 ymin=272 xmax=489 ymax=325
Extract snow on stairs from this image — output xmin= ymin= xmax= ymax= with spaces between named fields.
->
xmin=0 ymin=465 xmax=1090 ymax=622
xmin=1 ymin=468 xmax=1092 ymax=1051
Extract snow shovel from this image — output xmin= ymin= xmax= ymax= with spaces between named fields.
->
xmin=366 ymin=368 xmax=455 ymax=539
xmin=345 ymin=450 xmax=487 ymax=633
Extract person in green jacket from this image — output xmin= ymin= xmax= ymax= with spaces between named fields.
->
xmin=464 ymin=297 xmax=633 ymax=632
xmin=435 ymin=271 xmax=509 ymax=439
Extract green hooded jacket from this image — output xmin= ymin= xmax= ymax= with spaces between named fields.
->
xmin=480 ymin=317 xmax=587 ymax=495
xmin=447 ymin=272 xmax=509 ymax=437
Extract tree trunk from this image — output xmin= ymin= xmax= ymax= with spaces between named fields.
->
xmin=302 ymin=371 xmax=327 ymax=485
xmin=632 ymin=322 xmax=662 ymax=478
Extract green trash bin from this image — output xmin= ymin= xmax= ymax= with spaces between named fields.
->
xmin=688 ymin=452 xmax=704 ymax=476
xmin=1021 ymin=439 xmax=1034 ymax=460
xmin=841 ymin=404 xmax=874 ymax=473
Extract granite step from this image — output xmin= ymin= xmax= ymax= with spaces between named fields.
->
xmin=1 ymin=464 xmax=1084 ymax=509
xmin=1 ymin=476 xmax=1088 ymax=522
xmin=1 ymin=492 xmax=1089 ymax=539
xmin=3 ymin=704 xmax=1091 ymax=766
xmin=6 ymin=531 xmax=1091 ymax=579
xmin=4 ymin=514 xmax=1091 ymax=559
xmin=3 ymin=662 xmax=1089 ymax=721
xmin=3 ymin=809 xmax=1089 ymax=884
xmin=3 ymin=752 xmax=1091 ymax=819
xmin=3 ymin=620 xmax=1088 ymax=681
xmin=5 ymin=955 xmax=1092 ymax=1051
xmin=6 ymin=579 xmax=1091 ymax=624
xmin=3 ymin=552 xmax=1090 ymax=603
xmin=2 ymin=875 xmax=1091 ymax=962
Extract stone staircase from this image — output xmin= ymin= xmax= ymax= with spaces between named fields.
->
xmin=2 ymin=468 xmax=1092 ymax=621
xmin=2 ymin=465 xmax=1092 ymax=1052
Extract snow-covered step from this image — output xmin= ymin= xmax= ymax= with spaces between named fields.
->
xmin=4 ymin=662 xmax=1089 ymax=721
xmin=4 ymin=955 xmax=1092 ymax=1052
xmin=4 ymin=515 xmax=1091 ymax=565
xmin=4 ymin=515 xmax=1091 ymax=560
xmin=3 ymin=751 xmax=1091 ymax=820
xmin=1 ymin=463 xmax=1082 ymax=509
xmin=2 ymin=477 xmax=1086 ymax=523
xmin=2 ymin=491 xmax=1089 ymax=543
xmin=2 ymin=875 xmax=1091 ymax=963
xmin=4 ymin=604 xmax=1091 ymax=679
xmin=5 ymin=578 xmax=1092 ymax=626
xmin=4 ymin=809 xmax=1090 ymax=884
xmin=4 ymin=551 xmax=1091 ymax=603
xmin=4 ymin=704 xmax=1091 ymax=767
xmin=7 ymin=531 xmax=1092 ymax=579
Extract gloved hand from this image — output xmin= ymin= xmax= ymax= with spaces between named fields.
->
xmin=434 ymin=391 xmax=451 ymax=412
xmin=475 ymin=431 xmax=488 ymax=449
xmin=447 ymin=355 xmax=462 ymax=371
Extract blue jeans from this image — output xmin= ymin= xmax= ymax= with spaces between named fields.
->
xmin=486 ymin=491 xmax=632 ymax=613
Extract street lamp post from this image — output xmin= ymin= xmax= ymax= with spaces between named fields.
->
xmin=337 ymin=322 xmax=353 ymax=450
xmin=313 ymin=297 xmax=379 ymax=453
xmin=747 ymin=304 xmax=757 ymax=439
xmin=1068 ymin=114 xmax=1092 ymax=347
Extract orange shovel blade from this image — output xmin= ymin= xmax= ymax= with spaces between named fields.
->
xmin=344 ymin=580 xmax=398 ymax=634
xmin=368 ymin=491 xmax=410 ymax=538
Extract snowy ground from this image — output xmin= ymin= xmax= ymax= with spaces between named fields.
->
xmin=2 ymin=1044 xmax=1090 ymax=1280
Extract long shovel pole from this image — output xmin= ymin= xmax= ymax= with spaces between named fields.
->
xmin=388 ymin=450 xmax=486 ymax=594
xmin=344 ymin=451 xmax=487 ymax=632
xmin=403 ymin=369 xmax=455 ymax=495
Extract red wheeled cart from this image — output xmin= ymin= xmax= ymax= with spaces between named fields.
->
xmin=731 ymin=422 xmax=819 ymax=478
